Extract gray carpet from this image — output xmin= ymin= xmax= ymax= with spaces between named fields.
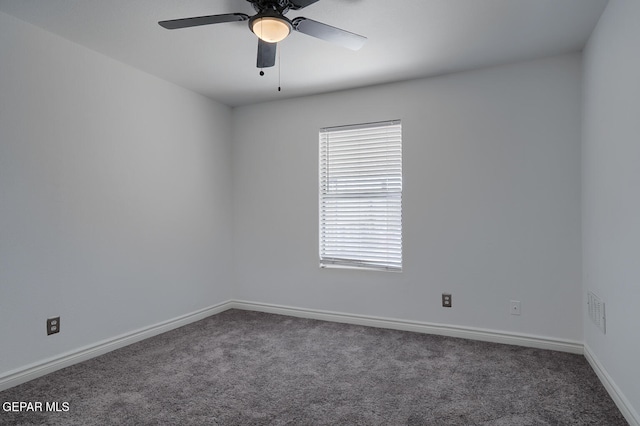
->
xmin=0 ymin=309 xmax=627 ymax=425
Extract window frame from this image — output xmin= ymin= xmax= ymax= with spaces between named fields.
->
xmin=319 ymin=119 xmax=403 ymax=272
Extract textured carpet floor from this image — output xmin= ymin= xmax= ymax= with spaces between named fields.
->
xmin=0 ymin=309 xmax=627 ymax=425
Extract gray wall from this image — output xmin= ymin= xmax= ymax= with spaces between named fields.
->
xmin=0 ymin=12 xmax=234 ymax=375
xmin=232 ymin=54 xmax=583 ymax=342
xmin=582 ymin=0 xmax=640 ymax=420
xmin=8 ymin=4 xmax=636 ymax=416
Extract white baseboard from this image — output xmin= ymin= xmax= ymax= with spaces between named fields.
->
xmin=0 ymin=299 xmax=590 ymax=395
xmin=0 ymin=300 xmax=234 ymax=392
xmin=584 ymin=344 xmax=640 ymax=426
xmin=5 ymin=299 xmax=634 ymax=423
xmin=230 ymin=300 xmax=584 ymax=354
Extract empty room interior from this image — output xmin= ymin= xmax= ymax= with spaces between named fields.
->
xmin=0 ymin=0 xmax=638 ymax=424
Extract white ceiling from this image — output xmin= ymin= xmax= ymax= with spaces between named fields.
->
xmin=0 ymin=0 xmax=608 ymax=107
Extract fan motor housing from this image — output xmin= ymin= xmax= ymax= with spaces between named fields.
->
xmin=249 ymin=0 xmax=292 ymax=14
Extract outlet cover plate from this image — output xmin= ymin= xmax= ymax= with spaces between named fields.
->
xmin=47 ymin=317 xmax=60 ymax=335
xmin=442 ymin=293 xmax=452 ymax=308
xmin=510 ymin=300 xmax=521 ymax=316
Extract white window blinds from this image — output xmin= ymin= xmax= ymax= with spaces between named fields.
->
xmin=319 ymin=120 xmax=402 ymax=272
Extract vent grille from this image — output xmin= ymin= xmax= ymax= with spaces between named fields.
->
xmin=587 ymin=291 xmax=606 ymax=334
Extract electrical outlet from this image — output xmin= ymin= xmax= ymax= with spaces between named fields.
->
xmin=442 ymin=293 xmax=452 ymax=308
xmin=47 ymin=317 xmax=60 ymax=335
xmin=510 ymin=301 xmax=521 ymax=316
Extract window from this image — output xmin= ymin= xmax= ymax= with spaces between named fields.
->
xmin=319 ymin=120 xmax=402 ymax=272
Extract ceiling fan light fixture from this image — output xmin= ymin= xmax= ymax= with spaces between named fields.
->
xmin=251 ymin=16 xmax=291 ymax=43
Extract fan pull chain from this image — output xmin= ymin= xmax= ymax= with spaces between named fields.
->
xmin=259 ymin=20 xmax=265 ymax=77
xmin=278 ymin=45 xmax=281 ymax=92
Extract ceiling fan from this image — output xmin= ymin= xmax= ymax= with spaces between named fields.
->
xmin=158 ymin=0 xmax=367 ymax=68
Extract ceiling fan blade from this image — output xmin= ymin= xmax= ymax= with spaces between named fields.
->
xmin=289 ymin=0 xmax=320 ymax=10
xmin=159 ymin=13 xmax=249 ymax=30
xmin=292 ymin=17 xmax=366 ymax=50
xmin=257 ymin=39 xmax=277 ymax=68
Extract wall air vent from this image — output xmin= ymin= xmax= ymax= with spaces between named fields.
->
xmin=587 ymin=291 xmax=606 ymax=334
